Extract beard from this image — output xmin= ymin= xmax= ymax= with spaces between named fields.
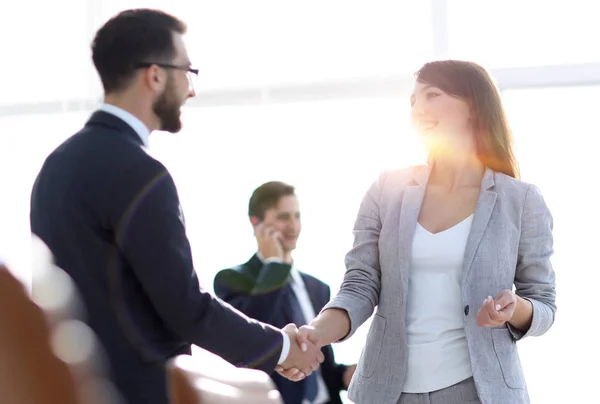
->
xmin=152 ymin=78 xmax=183 ymax=133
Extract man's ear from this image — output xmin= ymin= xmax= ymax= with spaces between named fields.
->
xmin=250 ymin=216 xmax=260 ymax=227
xmin=144 ymin=65 xmax=166 ymax=93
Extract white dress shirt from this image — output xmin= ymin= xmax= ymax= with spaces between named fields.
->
xmin=259 ymin=253 xmax=330 ymax=404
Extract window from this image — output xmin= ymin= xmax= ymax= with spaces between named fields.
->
xmin=448 ymin=1 xmax=600 ymax=67
xmin=151 ymin=96 xmax=424 ymax=288
xmin=502 ymin=86 xmax=598 ymax=404
xmin=100 ymin=1 xmax=433 ymax=90
xmin=0 ymin=1 xmax=94 ymax=104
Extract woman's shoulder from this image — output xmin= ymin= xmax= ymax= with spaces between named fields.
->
xmin=492 ymin=170 xmax=540 ymax=195
xmin=491 ymin=171 xmax=548 ymax=211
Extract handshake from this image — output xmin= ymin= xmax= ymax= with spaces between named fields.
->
xmin=276 ymin=323 xmax=325 ymax=382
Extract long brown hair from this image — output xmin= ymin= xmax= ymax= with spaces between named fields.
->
xmin=415 ymin=60 xmax=520 ymax=179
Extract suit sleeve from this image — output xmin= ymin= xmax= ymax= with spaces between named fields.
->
xmin=213 ymin=262 xmax=293 ymax=324
xmin=107 ymin=158 xmax=283 ymax=371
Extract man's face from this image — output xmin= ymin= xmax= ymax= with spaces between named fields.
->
xmin=152 ymin=33 xmax=195 ymax=133
xmin=261 ymin=195 xmax=301 ymax=252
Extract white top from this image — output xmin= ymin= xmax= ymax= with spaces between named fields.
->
xmin=259 ymin=254 xmax=330 ymax=404
xmin=402 ymin=216 xmax=474 ymax=393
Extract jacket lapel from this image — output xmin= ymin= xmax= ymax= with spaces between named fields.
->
xmin=397 ymin=166 xmax=430 ymax=278
xmin=462 ymin=168 xmax=497 ymax=284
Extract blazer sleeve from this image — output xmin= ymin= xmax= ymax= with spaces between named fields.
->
xmin=509 ymin=183 xmax=557 ymax=341
xmin=213 ymin=262 xmax=293 ymax=324
xmin=318 ymin=284 xmax=348 ymax=392
xmin=322 ymin=172 xmax=384 ymax=341
xmin=107 ymin=158 xmax=283 ymax=371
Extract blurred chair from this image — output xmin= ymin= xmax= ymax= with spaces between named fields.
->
xmin=167 ymin=353 xmax=282 ymax=404
xmin=0 ymin=262 xmax=79 ymax=404
xmin=0 ymin=237 xmax=123 ymax=404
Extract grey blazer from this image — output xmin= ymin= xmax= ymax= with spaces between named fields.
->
xmin=324 ymin=165 xmax=556 ymax=404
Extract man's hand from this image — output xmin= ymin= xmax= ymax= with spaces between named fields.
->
xmin=254 ymin=222 xmax=283 ymax=261
xmin=343 ymin=364 xmax=356 ymax=389
xmin=277 ymin=324 xmax=324 ymax=382
xmin=476 ymin=290 xmax=517 ymax=327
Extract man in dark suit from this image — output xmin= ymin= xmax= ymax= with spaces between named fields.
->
xmin=213 ymin=181 xmax=356 ymax=404
xmin=29 ymin=9 xmax=322 ymax=404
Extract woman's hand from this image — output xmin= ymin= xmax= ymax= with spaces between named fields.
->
xmin=275 ymin=308 xmax=350 ymax=380
xmin=476 ymin=289 xmax=517 ymax=327
xmin=295 ymin=325 xmax=326 ymax=352
xmin=275 ymin=325 xmax=325 ymax=377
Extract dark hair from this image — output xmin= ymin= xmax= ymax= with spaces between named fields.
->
xmin=415 ymin=60 xmax=520 ymax=179
xmin=91 ymin=8 xmax=187 ymax=94
xmin=248 ymin=181 xmax=295 ymax=220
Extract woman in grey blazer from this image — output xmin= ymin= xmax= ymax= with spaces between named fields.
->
xmin=277 ymin=60 xmax=556 ymax=404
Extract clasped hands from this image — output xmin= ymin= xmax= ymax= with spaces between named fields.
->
xmin=277 ymin=323 xmax=325 ymax=382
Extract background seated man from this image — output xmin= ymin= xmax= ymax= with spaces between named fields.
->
xmin=214 ymin=181 xmax=356 ymax=404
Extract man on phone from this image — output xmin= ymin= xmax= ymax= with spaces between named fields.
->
xmin=214 ymin=181 xmax=356 ymax=404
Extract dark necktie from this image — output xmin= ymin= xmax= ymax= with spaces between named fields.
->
xmin=285 ymin=284 xmax=318 ymax=403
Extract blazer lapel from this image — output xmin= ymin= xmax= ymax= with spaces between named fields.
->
xmin=462 ymin=168 xmax=497 ymax=284
xmin=397 ymin=166 xmax=430 ymax=278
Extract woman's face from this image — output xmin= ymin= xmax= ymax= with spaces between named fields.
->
xmin=410 ymin=80 xmax=474 ymax=153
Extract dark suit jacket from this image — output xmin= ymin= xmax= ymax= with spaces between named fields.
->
xmin=30 ymin=111 xmax=284 ymax=404
xmin=213 ymin=255 xmax=347 ymax=404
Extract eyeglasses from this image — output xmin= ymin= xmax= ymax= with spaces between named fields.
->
xmin=135 ymin=62 xmax=198 ymax=91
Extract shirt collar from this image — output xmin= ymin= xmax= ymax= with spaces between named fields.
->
xmin=99 ymin=103 xmax=150 ymax=148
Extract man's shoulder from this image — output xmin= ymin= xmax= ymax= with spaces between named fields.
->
xmin=47 ymin=119 xmax=158 ymax=173
xmin=215 ymin=263 xmax=246 ymax=279
xmin=213 ymin=258 xmax=257 ymax=292
xmin=216 ymin=256 xmax=257 ymax=276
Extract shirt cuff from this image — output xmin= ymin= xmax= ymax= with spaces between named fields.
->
xmin=264 ymin=257 xmax=284 ymax=264
xmin=277 ymin=330 xmax=291 ymax=364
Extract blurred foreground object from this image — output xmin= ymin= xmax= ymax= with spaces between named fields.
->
xmin=0 ymin=236 xmax=122 ymax=404
xmin=167 ymin=353 xmax=282 ymax=404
